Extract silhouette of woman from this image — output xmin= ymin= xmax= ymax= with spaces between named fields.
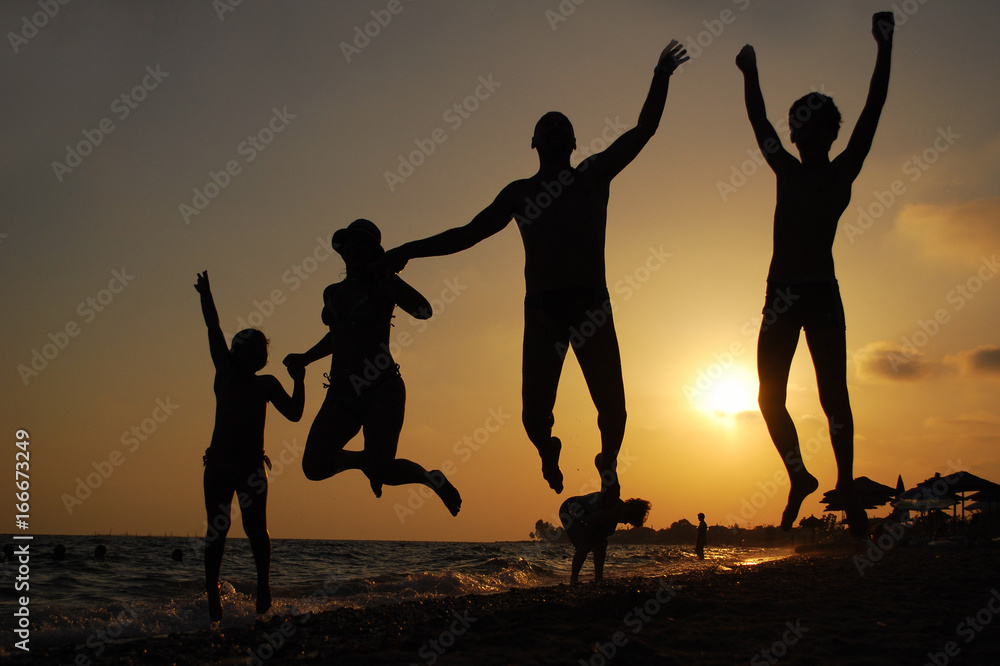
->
xmin=284 ymin=219 xmax=461 ymax=516
xmin=558 ymin=492 xmax=650 ymax=584
xmin=195 ymin=271 xmax=305 ymax=623
xmin=736 ymin=13 xmax=894 ymax=537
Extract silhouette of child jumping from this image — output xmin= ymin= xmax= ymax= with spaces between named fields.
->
xmin=559 ymin=492 xmax=650 ymax=584
xmin=195 ymin=271 xmax=305 ymax=623
xmin=736 ymin=13 xmax=894 ymax=538
xmin=383 ymin=40 xmax=689 ymax=502
xmin=284 ymin=219 xmax=461 ymax=516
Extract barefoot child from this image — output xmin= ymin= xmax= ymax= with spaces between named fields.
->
xmin=735 ymin=13 xmax=894 ymax=537
xmin=559 ymin=492 xmax=650 ymax=584
xmin=195 ymin=271 xmax=305 ymax=623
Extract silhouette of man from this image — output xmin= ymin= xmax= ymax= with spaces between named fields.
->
xmin=696 ymin=512 xmax=707 ymax=560
xmin=384 ymin=40 xmax=689 ymax=500
xmin=736 ymin=13 xmax=894 ymax=538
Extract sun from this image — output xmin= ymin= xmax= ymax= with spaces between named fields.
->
xmin=691 ymin=366 xmax=759 ymax=420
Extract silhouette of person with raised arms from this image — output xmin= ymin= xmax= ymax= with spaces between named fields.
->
xmin=735 ymin=12 xmax=894 ymax=538
xmin=283 ymin=219 xmax=462 ymax=517
xmin=195 ymin=270 xmax=306 ymax=623
xmin=559 ymin=492 xmax=650 ymax=585
xmin=383 ymin=40 xmax=689 ymax=502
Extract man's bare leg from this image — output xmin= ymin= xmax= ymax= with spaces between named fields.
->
xmin=574 ymin=305 xmax=626 ymax=503
xmin=522 ymin=306 xmax=569 ymax=493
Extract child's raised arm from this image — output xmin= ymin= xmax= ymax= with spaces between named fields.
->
xmin=838 ymin=12 xmax=894 ymax=179
xmin=736 ymin=45 xmax=794 ymax=172
xmin=195 ymin=271 xmax=230 ymax=369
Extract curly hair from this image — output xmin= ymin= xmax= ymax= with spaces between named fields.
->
xmin=230 ymin=328 xmax=269 ymax=372
xmin=621 ymin=498 xmax=651 ymax=528
xmin=788 ymin=93 xmax=842 ymax=144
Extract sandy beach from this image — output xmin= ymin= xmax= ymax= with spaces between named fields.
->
xmin=10 ymin=545 xmax=1000 ymax=665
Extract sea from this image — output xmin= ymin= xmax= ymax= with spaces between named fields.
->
xmin=0 ymin=534 xmax=791 ymax=655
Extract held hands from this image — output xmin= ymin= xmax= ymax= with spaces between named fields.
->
xmin=286 ymin=362 xmax=306 ymax=382
xmin=735 ymin=44 xmax=756 ymax=74
xmin=194 ymin=271 xmax=211 ymax=294
xmin=872 ymin=11 xmax=894 ymax=46
xmin=381 ymin=247 xmax=409 ymax=275
xmin=283 ymin=353 xmax=307 ymax=370
xmin=656 ymin=39 xmax=689 ymax=75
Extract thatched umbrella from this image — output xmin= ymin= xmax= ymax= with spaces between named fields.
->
xmin=820 ymin=476 xmax=897 ymax=511
xmin=967 ymin=488 xmax=1000 ymax=513
xmin=916 ymin=471 xmax=1000 ymax=522
xmin=798 ymin=515 xmax=825 ymax=542
xmin=891 ymin=486 xmax=960 ymax=512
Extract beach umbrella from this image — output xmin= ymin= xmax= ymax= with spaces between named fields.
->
xmin=916 ymin=472 xmax=1000 ymax=522
xmin=916 ymin=471 xmax=1000 ymax=495
xmin=968 ymin=488 xmax=1000 ymax=502
xmin=891 ymin=486 xmax=960 ymax=512
xmin=798 ymin=515 xmax=825 ymax=542
xmin=820 ymin=476 xmax=897 ymax=511
xmin=967 ymin=488 xmax=1000 ymax=513
xmin=967 ymin=500 xmax=1000 ymax=512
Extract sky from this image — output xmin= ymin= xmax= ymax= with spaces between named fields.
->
xmin=2 ymin=0 xmax=999 ymax=543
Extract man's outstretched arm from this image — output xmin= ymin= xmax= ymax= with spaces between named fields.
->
xmin=736 ymin=44 xmax=794 ymax=173
xmin=587 ymin=40 xmax=689 ymax=179
xmin=384 ymin=184 xmax=519 ymax=271
xmin=839 ymin=12 xmax=894 ymax=179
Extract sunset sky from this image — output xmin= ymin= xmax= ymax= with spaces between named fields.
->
xmin=3 ymin=0 xmax=999 ymax=543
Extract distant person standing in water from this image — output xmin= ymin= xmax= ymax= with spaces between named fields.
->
xmin=195 ymin=271 xmax=305 ymax=623
xmin=283 ymin=219 xmax=462 ymax=517
xmin=736 ymin=13 xmax=894 ymax=537
xmin=696 ymin=513 xmax=707 ymax=560
xmin=383 ymin=40 xmax=689 ymax=503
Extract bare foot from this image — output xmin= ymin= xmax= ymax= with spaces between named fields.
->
xmin=781 ymin=472 xmax=819 ymax=531
xmin=595 ymin=453 xmax=619 ymax=506
xmin=540 ymin=437 xmax=563 ymax=493
xmin=370 ymin=478 xmax=383 ymax=498
xmin=208 ymin=585 xmax=222 ymax=624
xmin=256 ymin=581 xmax=272 ymax=615
xmin=430 ymin=471 xmax=462 ymax=516
xmin=837 ymin=481 xmax=870 ymax=538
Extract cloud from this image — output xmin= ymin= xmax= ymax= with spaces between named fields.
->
xmin=853 ymin=341 xmax=945 ymax=382
xmin=925 ymin=411 xmax=1000 ymax=429
xmin=733 ymin=410 xmax=760 ymax=423
xmin=894 ymin=198 xmax=1000 ymax=266
xmin=962 ymin=345 xmax=1000 ymax=375
xmin=855 ymin=343 xmax=1000 ymax=383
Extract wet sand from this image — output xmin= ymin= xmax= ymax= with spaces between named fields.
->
xmin=10 ymin=546 xmax=1000 ymax=665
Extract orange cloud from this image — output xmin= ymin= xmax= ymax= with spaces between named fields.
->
xmin=894 ymin=198 xmax=1000 ymax=266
